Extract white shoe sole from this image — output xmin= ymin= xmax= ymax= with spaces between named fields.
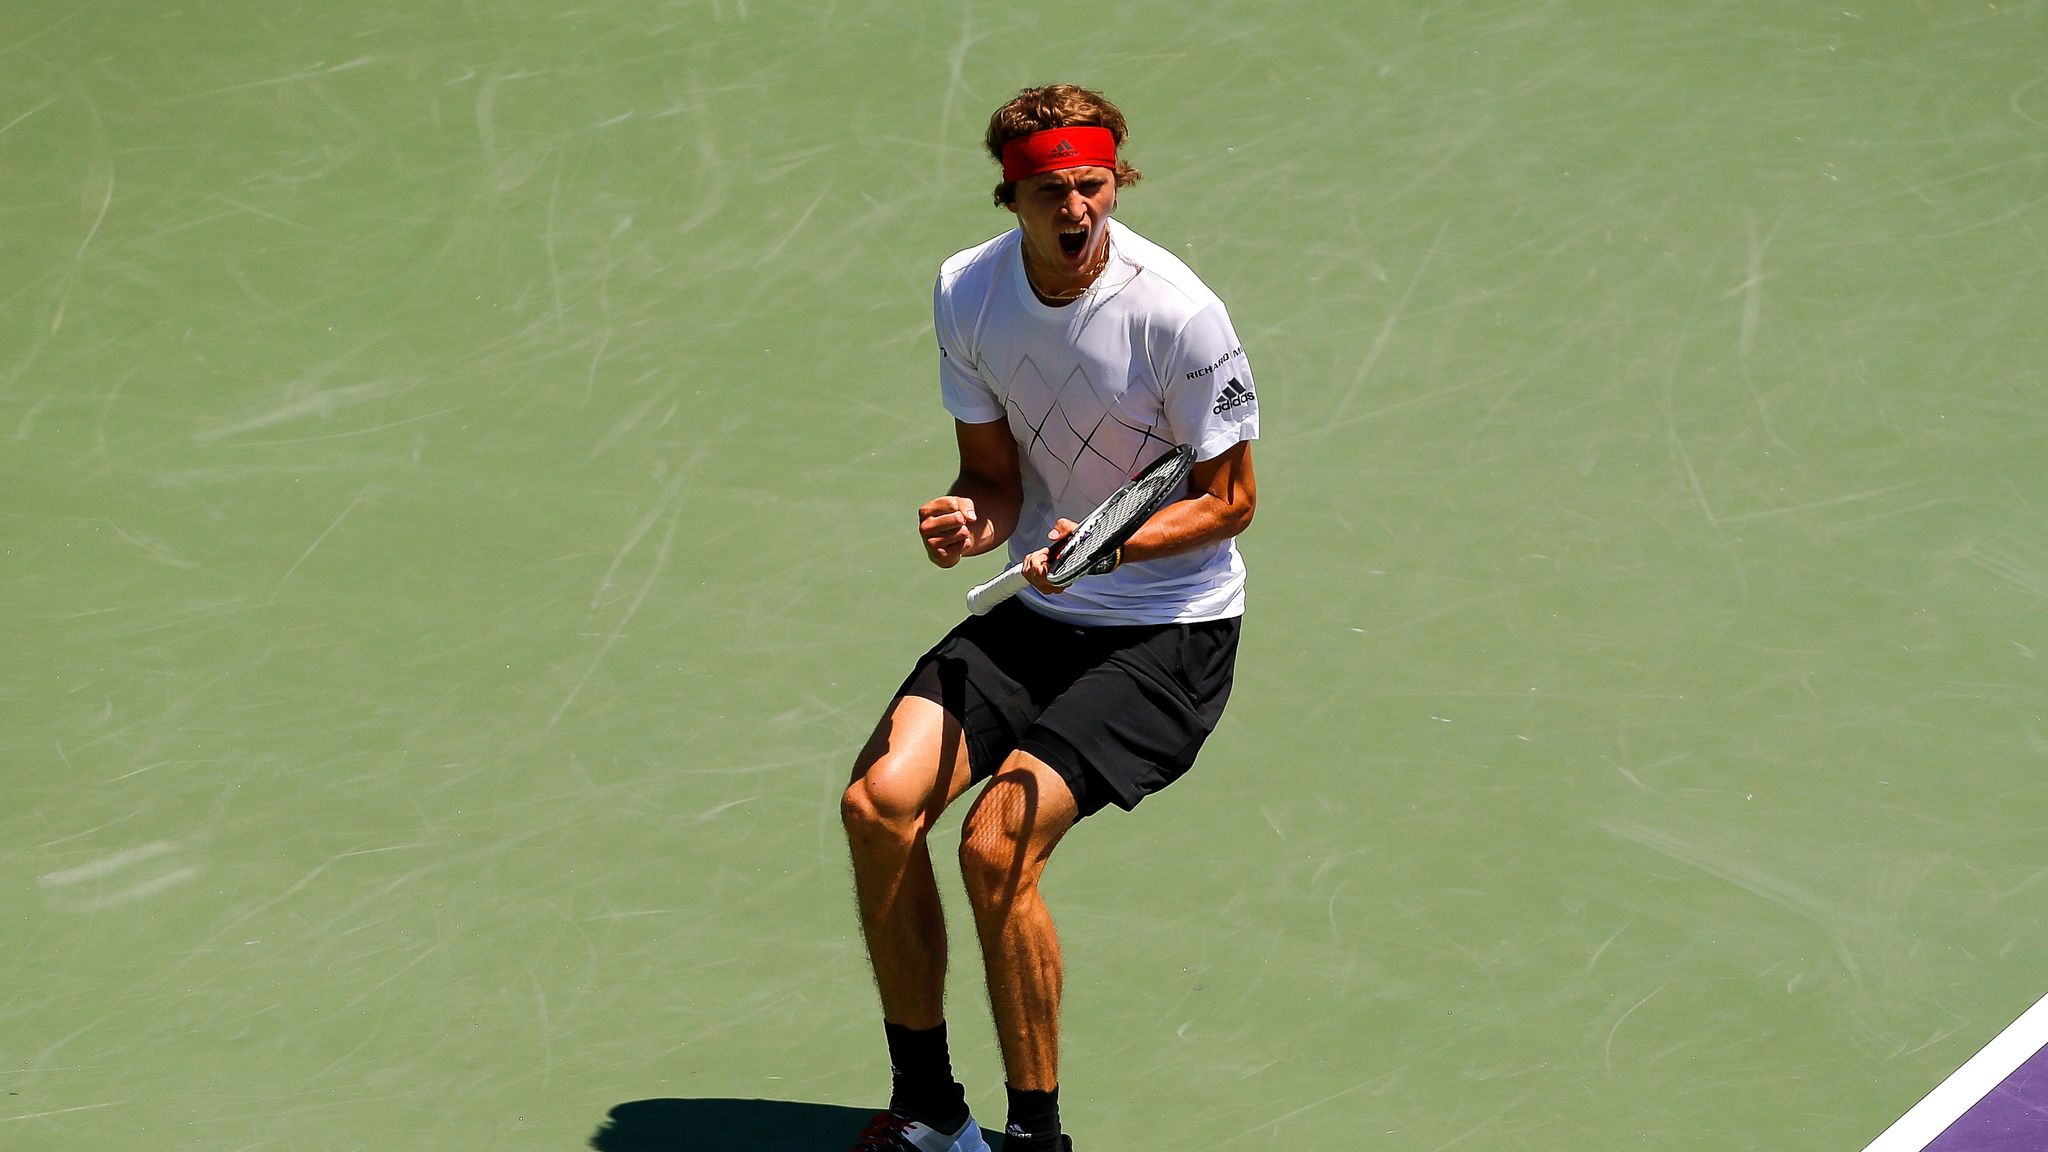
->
xmin=947 ymin=1117 xmax=991 ymax=1152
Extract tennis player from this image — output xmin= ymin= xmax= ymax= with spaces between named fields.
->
xmin=842 ymin=83 xmax=1260 ymax=1152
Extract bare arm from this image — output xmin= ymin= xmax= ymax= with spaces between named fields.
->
xmin=1020 ymin=441 xmax=1256 ymax=592
xmin=918 ymin=418 xmax=1022 ymax=569
xmin=1120 ymin=440 xmax=1256 ymax=562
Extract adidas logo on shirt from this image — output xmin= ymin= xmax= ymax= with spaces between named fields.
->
xmin=1212 ymin=378 xmax=1256 ymax=414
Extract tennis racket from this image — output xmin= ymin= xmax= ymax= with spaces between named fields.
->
xmin=965 ymin=443 xmax=1195 ymax=615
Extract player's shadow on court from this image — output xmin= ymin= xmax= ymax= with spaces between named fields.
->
xmin=589 ymin=1098 xmax=1011 ymax=1150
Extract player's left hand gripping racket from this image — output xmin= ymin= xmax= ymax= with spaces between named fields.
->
xmin=965 ymin=443 xmax=1195 ymax=615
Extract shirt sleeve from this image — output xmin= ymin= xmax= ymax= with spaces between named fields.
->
xmin=934 ymin=277 xmax=1003 ymax=424
xmin=1160 ymin=302 xmax=1259 ymax=459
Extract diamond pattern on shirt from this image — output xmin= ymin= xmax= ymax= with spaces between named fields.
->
xmin=1003 ymin=355 xmax=1171 ymax=507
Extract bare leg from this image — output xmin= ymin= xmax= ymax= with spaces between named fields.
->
xmin=957 ymin=751 xmax=1079 ymax=1090
xmin=841 ymin=695 xmax=980 ymax=1028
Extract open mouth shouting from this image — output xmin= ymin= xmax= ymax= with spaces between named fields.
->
xmin=1025 ymin=220 xmax=1109 ymax=300
xmin=1011 ymin=164 xmax=1118 ymax=299
xmin=1046 ymin=220 xmax=1110 ymax=279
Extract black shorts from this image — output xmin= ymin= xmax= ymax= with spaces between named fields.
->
xmin=894 ymin=598 xmax=1241 ymax=819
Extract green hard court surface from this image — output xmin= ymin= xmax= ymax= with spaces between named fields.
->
xmin=5 ymin=2 xmax=2045 ymax=1149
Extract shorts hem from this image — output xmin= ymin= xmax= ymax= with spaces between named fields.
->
xmin=1016 ymin=729 xmax=1119 ymax=820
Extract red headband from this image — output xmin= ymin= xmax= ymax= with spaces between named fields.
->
xmin=1000 ymin=126 xmax=1118 ymax=183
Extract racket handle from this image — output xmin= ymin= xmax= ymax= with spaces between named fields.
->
xmin=965 ymin=563 xmax=1031 ymax=615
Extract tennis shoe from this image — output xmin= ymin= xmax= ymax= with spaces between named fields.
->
xmin=850 ymin=1109 xmax=990 ymax=1152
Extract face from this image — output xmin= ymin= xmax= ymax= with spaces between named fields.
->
xmin=1008 ymin=165 xmax=1117 ymax=280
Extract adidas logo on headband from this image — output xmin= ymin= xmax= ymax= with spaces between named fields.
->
xmin=1000 ymin=126 xmax=1117 ymax=182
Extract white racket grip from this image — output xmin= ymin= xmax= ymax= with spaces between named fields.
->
xmin=965 ymin=562 xmax=1031 ymax=615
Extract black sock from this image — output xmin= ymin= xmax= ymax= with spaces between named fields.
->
xmin=1004 ymin=1083 xmax=1061 ymax=1149
xmin=884 ymin=1021 xmax=968 ymax=1129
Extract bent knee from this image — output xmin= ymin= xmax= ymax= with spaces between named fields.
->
xmin=957 ymin=811 xmax=1033 ymax=897
xmin=841 ymin=765 xmax=940 ymax=845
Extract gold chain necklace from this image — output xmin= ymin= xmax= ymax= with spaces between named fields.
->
xmin=1026 ymin=242 xmax=1110 ymax=303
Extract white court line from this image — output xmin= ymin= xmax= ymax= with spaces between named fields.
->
xmin=1861 ymin=990 xmax=2048 ymax=1152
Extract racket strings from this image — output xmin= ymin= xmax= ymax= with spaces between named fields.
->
xmin=1046 ymin=467 xmax=1183 ymax=583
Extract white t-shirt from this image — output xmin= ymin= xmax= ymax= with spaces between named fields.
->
xmin=934 ymin=218 xmax=1260 ymax=625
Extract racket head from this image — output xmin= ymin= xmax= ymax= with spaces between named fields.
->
xmin=1043 ymin=443 xmax=1195 ymax=586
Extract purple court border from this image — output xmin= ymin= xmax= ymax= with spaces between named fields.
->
xmin=1863 ymin=992 xmax=2048 ymax=1152
xmin=1924 ymin=1041 xmax=2048 ymax=1151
